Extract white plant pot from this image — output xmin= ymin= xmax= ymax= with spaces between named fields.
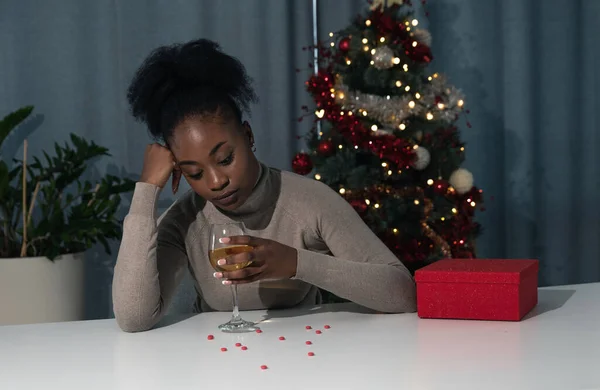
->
xmin=0 ymin=252 xmax=85 ymax=325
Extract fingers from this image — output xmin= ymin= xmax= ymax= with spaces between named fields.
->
xmin=172 ymin=166 xmax=181 ymax=194
xmin=226 ymin=272 xmax=263 ymax=285
xmin=212 ymin=250 xmax=267 ymax=283
xmin=217 ymin=250 xmax=255 ymax=266
xmin=220 ymin=263 xmax=267 ymax=284
xmin=219 ymin=235 xmax=263 ymax=247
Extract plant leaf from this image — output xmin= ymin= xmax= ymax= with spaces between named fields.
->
xmin=0 ymin=106 xmax=33 ymax=150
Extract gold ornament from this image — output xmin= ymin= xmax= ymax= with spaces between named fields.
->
xmin=397 ymin=187 xmax=452 ymax=258
xmin=370 ymin=0 xmax=405 ymax=9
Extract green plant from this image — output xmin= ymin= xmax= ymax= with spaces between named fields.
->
xmin=0 ymin=106 xmax=135 ymax=260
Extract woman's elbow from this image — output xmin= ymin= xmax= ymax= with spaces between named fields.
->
xmin=115 ymin=314 xmax=155 ymax=333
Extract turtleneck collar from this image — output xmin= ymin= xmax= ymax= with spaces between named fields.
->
xmin=215 ymin=161 xmax=278 ymax=218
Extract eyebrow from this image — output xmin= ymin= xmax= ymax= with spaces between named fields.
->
xmin=178 ymin=141 xmax=227 ymax=166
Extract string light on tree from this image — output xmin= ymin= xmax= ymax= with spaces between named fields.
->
xmin=297 ymin=1 xmax=484 ymax=270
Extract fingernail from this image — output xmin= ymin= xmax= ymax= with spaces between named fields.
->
xmin=217 ymin=259 xmax=226 ymax=266
xmin=213 ymin=272 xmax=223 ymax=279
xmin=222 ymin=280 xmax=232 ymax=285
xmin=219 ymin=237 xmax=230 ymax=244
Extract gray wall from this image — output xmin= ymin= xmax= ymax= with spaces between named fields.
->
xmin=1 ymin=0 xmax=599 ymax=319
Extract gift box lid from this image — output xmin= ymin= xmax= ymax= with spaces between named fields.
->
xmin=414 ymin=259 xmax=539 ymax=284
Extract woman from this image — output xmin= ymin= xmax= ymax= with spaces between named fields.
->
xmin=113 ymin=39 xmax=416 ymax=332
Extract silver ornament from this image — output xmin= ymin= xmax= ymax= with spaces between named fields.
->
xmin=413 ymin=146 xmax=431 ymax=170
xmin=449 ymin=168 xmax=474 ymax=194
xmin=413 ymin=28 xmax=432 ymax=46
xmin=372 ymin=46 xmax=395 ymax=69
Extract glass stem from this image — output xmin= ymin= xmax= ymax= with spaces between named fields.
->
xmin=230 ymin=284 xmax=241 ymax=322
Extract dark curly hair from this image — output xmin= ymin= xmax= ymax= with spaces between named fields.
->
xmin=127 ymin=39 xmax=258 ymax=143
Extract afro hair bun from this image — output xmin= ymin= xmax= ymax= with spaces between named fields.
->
xmin=127 ymin=38 xmax=258 ymax=141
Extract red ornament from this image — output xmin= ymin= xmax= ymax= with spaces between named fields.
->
xmin=339 ymin=37 xmax=351 ymax=52
xmin=292 ymin=152 xmax=313 ymax=175
xmin=407 ymin=43 xmax=433 ymax=63
xmin=350 ymin=199 xmax=368 ymax=215
xmin=432 ymin=180 xmax=449 ymax=195
xmin=317 ymin=139 xmax=334 ymax=156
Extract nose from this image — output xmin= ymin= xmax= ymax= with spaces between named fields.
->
xmin=207 ymin=168 xmax=230 ymax=192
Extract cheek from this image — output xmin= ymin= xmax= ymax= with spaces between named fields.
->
xmin=230 ymin=151 xmax=253 ymax=181
xmin=184 ymin=177 xmax=209 ymax=196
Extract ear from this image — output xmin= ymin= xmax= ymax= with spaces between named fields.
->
xmin=242 ymin=120 xmax=254 ymax=146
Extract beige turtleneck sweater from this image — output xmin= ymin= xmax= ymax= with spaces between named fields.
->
xmin=112 ymin=163 xmax=416 ymax=332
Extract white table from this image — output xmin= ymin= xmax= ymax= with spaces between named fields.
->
xmin=1 ymin=283 xmax=599 ymax=390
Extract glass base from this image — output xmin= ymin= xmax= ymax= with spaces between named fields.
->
xmin=218 ymin=318 xmax=259 ymax=333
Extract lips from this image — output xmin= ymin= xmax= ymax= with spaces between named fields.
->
xmin=214 ymin=189 xmax=239 ymax=206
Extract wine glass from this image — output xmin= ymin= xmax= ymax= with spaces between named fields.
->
xmin=209 ymin=222 xmax=259 ymax=333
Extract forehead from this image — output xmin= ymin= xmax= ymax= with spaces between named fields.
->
xmin=171 ymin=116 xmax=238 ymax=159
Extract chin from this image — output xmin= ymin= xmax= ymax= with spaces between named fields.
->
xmin=212 ymin=191 xmax=248 ymax=211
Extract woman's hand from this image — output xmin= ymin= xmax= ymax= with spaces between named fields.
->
xmin=139 ymin=143 xmax=182 ymax=194
xmin=213 ymin=236 xmax=298 ymax=285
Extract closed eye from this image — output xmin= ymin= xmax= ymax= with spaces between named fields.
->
xmin=186 ymin=152 xmax=233 ymax=180
xmin=219 ymin=152 xmax=234 ymax=166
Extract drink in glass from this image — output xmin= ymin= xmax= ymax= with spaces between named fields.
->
xmin=208 ymin=222 xmax=259 ymax=333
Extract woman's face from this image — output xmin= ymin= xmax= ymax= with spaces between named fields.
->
xmin=169 ymin=115 xmax=259 ymax=211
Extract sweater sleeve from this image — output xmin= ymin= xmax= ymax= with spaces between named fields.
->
xmin=292 ymin=183 xmax=417 ymax=313
xmin=112 ymin=183 xmax=189 ymax=332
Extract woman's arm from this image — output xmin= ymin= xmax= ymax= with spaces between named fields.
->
xmin=112 ymin=183 xmax=189 ymax=332
xmin=292 ymin=183 xmax=417 ymax=313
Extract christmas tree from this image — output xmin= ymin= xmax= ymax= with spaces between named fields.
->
xmin=293 ymin=0 xmax=484 ymax=275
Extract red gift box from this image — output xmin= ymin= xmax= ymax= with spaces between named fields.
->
xmin=414 ymin=259 xmax=539 ymax=321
